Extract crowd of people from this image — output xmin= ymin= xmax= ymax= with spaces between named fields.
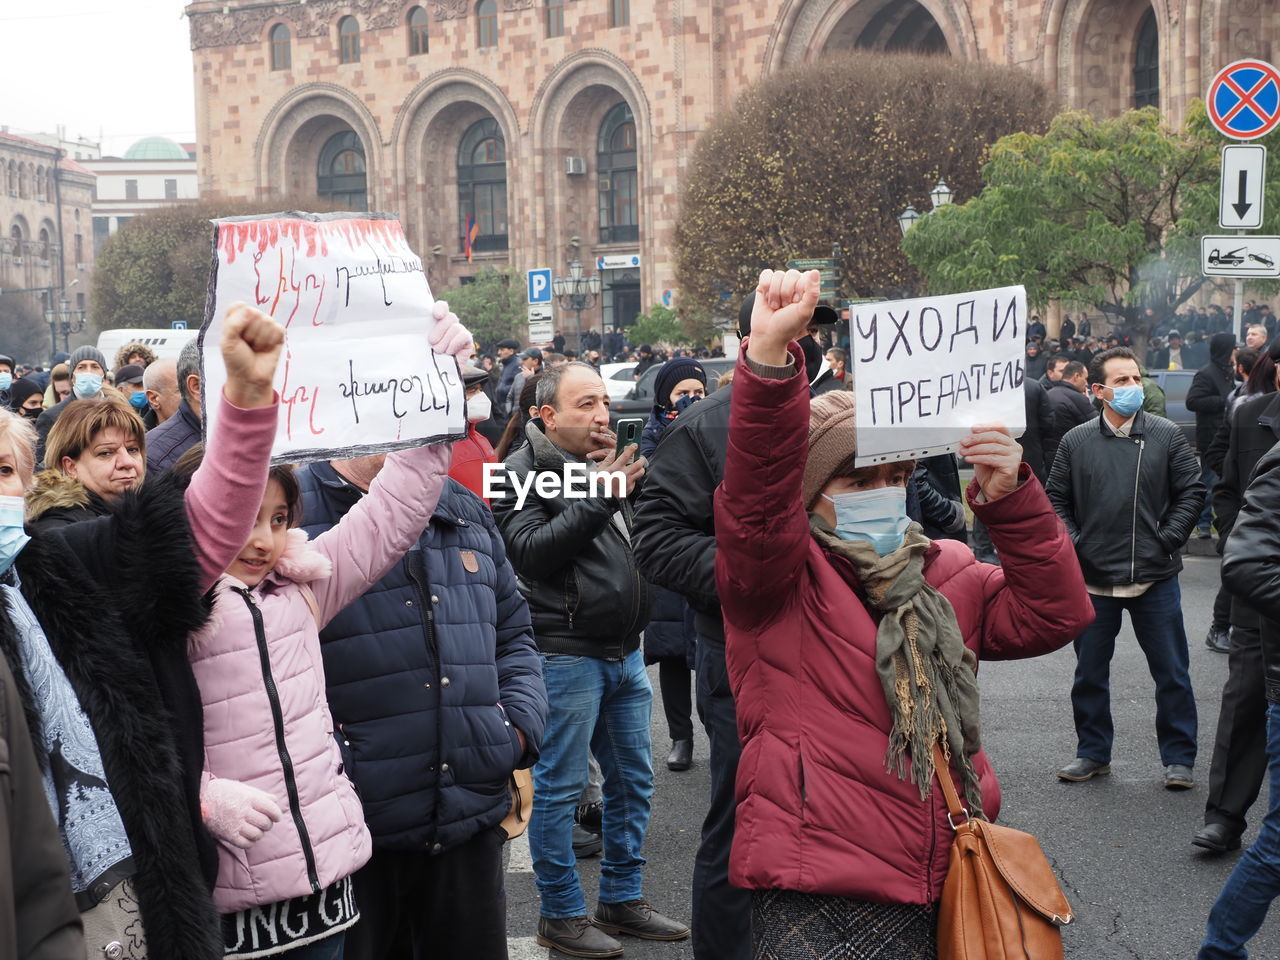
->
xmin=2 ymin=279 xmax=1280 ymax=960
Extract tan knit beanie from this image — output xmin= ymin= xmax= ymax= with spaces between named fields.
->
xmin=803 ymin=392 xmax=857 ymax=509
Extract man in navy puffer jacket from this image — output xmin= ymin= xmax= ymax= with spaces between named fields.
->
xmin=299 ymin=458 xmax=547 ymax=960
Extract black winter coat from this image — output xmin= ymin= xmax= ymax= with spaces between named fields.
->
xmin=1213 ymin=392 xmax=1280 ymax=540
xmin=494 ymin=421 xmax=652 ymax=658
xmin=1044 ymin=380 xmax=1096 ymax=439
xmin=0 ymin=478 xmax=222 ymax=960
xmin=1047 ymin=411 xmax=1204 ymax=586
xmin=298 ymin=469 xmax=546 ymax=853
xmin=1222 ymin=443 xmax=1280 ymax=703
xmin=1019 ymin=378 xmax=1058 ymax=483
xmin=632 ymin=385 xmax=732 ymax=645
xmin=1185 ymin=356 xmax=1237 ymax=453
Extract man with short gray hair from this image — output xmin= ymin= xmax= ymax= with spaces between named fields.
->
xmin=494 ymin=360 xmax=688 ymax=958
xmin=142 ymin=356 xmax=180 ymax=428
xmin=145 ymin=340 xmax=204 ymax=473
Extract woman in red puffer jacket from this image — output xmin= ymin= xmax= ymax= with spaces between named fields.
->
xmin=715 ymin=269 xmax=1094 ymax=960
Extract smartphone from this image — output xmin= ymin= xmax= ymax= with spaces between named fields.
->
xmin=615 ymin=418 xmax=645 ymax=454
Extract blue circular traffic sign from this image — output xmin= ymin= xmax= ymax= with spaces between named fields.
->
xmin=1207 ymin=59 xmax=1280 ymax=140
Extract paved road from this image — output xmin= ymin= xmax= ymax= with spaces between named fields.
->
xmin=503 ymin=552 xmax=1277 ymax=958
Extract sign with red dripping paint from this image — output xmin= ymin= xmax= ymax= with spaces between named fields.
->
xmin=200 ymin=211 xmax=467 ymax=464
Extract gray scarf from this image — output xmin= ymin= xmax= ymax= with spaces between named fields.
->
xmin=812 ymin=520 xmax=986 ymax=818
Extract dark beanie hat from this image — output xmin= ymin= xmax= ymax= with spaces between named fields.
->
xmin=7 ymin=377 xmax=42 ymax=411
xmin=654 ymin=357 xmax=707 ymax=407
xmin=68 ymin=345 xmax=107 ymax=372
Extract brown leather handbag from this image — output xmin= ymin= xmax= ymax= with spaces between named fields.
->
xmin=933 ymin=744 xmax=1074 ymax=960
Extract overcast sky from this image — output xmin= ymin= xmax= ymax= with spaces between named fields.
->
xmin=1 ymin=1 xmax=196 ymax=157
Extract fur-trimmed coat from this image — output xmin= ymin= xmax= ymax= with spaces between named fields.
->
xmin=24 ymin=471 xmax=106 ymax=533
xmin=0 ymin=476 xmax=223 ymax=960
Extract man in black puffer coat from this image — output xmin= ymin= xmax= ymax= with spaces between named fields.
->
xmin=1186 ymin=332 xmax=1240 ymax=537
xmin=299 ymin=464 xmax=546 ymax=960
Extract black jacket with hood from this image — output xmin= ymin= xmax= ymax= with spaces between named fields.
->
xmin=1185 ymin=332 xmax=1240 ymax=454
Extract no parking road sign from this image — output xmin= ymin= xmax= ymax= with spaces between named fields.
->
xmin=1207 ymin=60 xmax=1280 ymax=140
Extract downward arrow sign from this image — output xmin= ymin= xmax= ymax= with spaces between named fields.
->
xmin=1234 ymin=170 xmax=1253 ymax=219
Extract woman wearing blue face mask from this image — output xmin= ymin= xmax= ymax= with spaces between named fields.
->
xmin=0 ymin=354 xmax=14 ymax=408
xmin=715 ymin=268 xmax=1095 ymax=960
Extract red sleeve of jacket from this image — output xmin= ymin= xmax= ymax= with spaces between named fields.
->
xmin=966 ymin=465 xmax=1095 ymax=659
xmin=714 ymin=341 xmax=812 ymax=630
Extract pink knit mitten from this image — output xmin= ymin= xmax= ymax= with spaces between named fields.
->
xmin=201 ymin=778 xmax=283 ymax=849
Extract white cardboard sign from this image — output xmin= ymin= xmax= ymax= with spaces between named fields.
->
xmin=200 ymin=212 xmax=466 ymax=464
xmin=850 ymin=286 xmax=1028 ymax=465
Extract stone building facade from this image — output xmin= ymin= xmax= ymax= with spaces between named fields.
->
xmin=187 ymin=0 xmax=1277 ymax=338
xmin=0 ymin=131 xmax=96 ymax=320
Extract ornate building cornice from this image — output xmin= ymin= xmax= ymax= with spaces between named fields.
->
xmin=189 ymin=1 xmax=405 ymax=49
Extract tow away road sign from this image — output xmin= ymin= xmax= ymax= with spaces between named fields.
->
xmin=1202 ymin=236 xmax=1280 ymax=278
xmin=1207 ymin=60 xmax=1280 ymax=140
xmin=1219 ymin=145 xmax=1266 ymax=230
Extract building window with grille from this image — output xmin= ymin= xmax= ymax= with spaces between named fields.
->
xmin=125 ymin=179 xmax=138 ymax=201
xmin=1133 ymin=10 xmax=1158 ymax=109
xmin=598 ymin=102 xmax=638 ymax=244
xmin=74 ymin=233 xmax=82 ymax=263
xmin=457 ymin=117 xmax=508 ymax=252
xmin=609 ymin=0 xmax=629 ymax=27
xmin=477 ymin=0 xmax=498 ymax=47
xmin=408 ymin=6 xmax=429 ymax=54
xmin=270 ymin=23 xmax=291 ymax=70
xmin=339 ymin=16 xmax=361 ymax=63
xmin=317 ymin=130 xmax=368 ymax=210
xmin=546 ymin=0 xmax=565 ymax=38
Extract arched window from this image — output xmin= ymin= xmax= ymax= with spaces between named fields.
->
xmin=457 ymin=118 xmax=508 ymax=252
xmin=408 ymin=6 xmax=429 ymax=55
xmin=546 ymin=0 xmax=565 ymax=38
xmin=598 ymin=102 xmax=638 ymax=243
xmin=17 ymin=163 xmax=28 ymax=200
xmin=34 ymin=166 xmax=44 ymax=200
xmin=338 ymin=16 xmax=360 ymax=63
xmin=476 ymin=0 xmax=498 ymax=47
xmin=1133 ymin=10 xmax=1159 ymax=109
xmin=5 ymin=161 xmax=14 ymax=195
xmin=270 ymin=23 xmax=291 ymax=70
xmin=316 ymin=130 xmax=368 ymax=211
xmin=37 ymin=227 xmax=50 ymax=260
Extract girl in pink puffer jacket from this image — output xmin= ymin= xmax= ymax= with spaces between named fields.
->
xmin=187 ymin=305 xmax=472 ymax=960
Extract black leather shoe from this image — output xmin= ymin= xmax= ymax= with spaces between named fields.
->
xmin=592 ymin=899 xmax=691 ymax=941
xmin=572 ymin=824 xmax=602 ymax=859
xmin=1164 ymin=764 xmax=1194 ymax=790
xmin=1205 ymin=627 xmax=1231 ymax=654
xmin=537 ymin=915 xmax=623 ymax=958
xmin=575 ymin=800 xmax=603 ymax=836
xmin=1193 ymin=822 xmax=1243 ymax=853
xmin=1057 ymin=757 xmax=1111 ymax=781
xmin=667 ymin=739 xmax=693 ymax=771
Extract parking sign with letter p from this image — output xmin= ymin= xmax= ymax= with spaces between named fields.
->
xmin=527 ymin=268 xmax=552 ymax=304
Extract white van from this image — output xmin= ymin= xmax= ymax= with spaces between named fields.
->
xmin=96 ymin=328 xmax=199 ymax=365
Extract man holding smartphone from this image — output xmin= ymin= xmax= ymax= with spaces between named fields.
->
xmin=493 ymin=361 xmax=689 ymax=959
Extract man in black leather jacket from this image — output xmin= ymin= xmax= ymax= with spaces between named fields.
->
xmin=1202 ymin=442 xmax=1280 ymax=956
xmin=1194 ymin=373 xmax=1280 ymax=853
xmin=1047 ymin=347 xmax=1205 ymax=789
xmin=493 ymin=361 xmax=687 ymax=958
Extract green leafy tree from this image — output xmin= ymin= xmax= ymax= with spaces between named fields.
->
xmin=630 ymin=303 xmax=688 ymax=348
xmin=444 ymin=268 xmax=526 ymax=350
xmin=91 ymin=195 xmax=348 ymax=330
xmin=902 ymin=104 xmax=1280 ymax=356
xmin=675 ymin=53 xmax=1056 ymax=330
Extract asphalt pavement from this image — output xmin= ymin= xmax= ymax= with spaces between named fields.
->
xmin=503 ymin=551 xmax=1277 ymax=959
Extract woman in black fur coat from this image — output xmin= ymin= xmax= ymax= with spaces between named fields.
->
xmin=0 ymin=306 xmax=285 ymax=960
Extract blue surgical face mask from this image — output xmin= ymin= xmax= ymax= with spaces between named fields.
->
xmin=127 ymin=391 xmax=149 ymax=411
xmin=0 ymin=373 xmax=11 ymax=392
xmin=1105 ymin=384 xmax=1144 ymax=417
xmin=822 ymin=485 xmax=911 ymax=556
xmin=73 ymin=373 xmax=103 ymax=399
xmin=0 ymin=496 xmax=30 ymax=577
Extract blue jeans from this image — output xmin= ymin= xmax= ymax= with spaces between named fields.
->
xmin=1071 ymin=576 xmax=1197 ymax=766
xmin=1199 ymin=702 xmax=1280 ymax=959
xmin=286 ymin=931 xmax=344 ymax=959
xmin=530 ymin=649 xmax=654 ymax=918
xmin=1199 ymin=464 xmax=1219 ymax=530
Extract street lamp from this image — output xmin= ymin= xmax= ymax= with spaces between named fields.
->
xmin=44 ymin=290 xmax=86 ymax=357
xmin=897 ymin=205 xmax=921 ymax=237
xmin=899 ymin=178 xmax=954 ymax=235
xmin=552 ymin=258 xmax=602 ymax=348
